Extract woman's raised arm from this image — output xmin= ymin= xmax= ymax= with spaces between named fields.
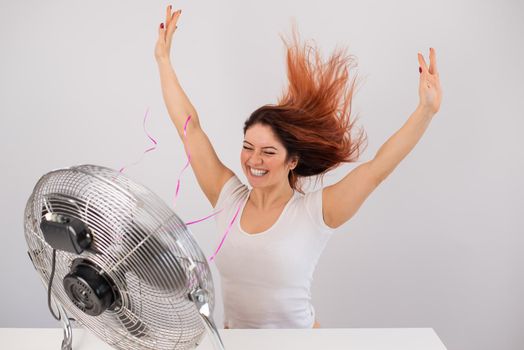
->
xmin=154 ymin=5 xmax=200 ymax=136
xmin=154 ymin=5 xmax=234 ymax=207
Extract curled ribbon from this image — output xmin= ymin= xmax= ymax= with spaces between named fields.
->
xmin=177 ymin=115 xmax=242 ymax=262
xmin=208 ymin=201 xmax=242 ymax=262
xmin=121 ymin=109 xmax=240 ymax=262
xmin=119 ymin=107 xmax=157 ymax=173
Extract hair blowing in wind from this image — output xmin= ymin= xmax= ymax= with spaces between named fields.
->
xmin=244 ymin=24 xmax=368 ymax=193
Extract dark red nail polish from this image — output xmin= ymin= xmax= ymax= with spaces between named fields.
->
xmin=419 ymin=67 xmax=422 ymax=74
xmin=160 ymin=23 xmax=164 ymax=29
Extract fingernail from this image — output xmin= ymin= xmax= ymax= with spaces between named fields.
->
xmin=419 ymin=67 xmax=422 ymax=74
xmin=160 ymin=23 xmax=164 ymax=29
xmin=169 ymin=5 xmax=172 ymax=9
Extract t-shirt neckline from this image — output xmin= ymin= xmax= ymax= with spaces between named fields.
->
xmin=237 ymin=189 xmax=296 ymax=236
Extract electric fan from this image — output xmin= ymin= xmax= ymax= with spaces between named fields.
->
xmin=23 ymin=164 xmax=225 ymax=350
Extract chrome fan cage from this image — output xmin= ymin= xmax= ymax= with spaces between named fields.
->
xmin=23 ymin=164 xmax=224 ymax=350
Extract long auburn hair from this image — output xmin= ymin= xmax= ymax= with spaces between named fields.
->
xmin=243 ymin=24 xmax=368 ymax=193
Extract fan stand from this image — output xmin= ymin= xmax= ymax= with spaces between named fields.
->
xmin=56 ymin=303 xmax=73 ymax=350
xmin=190 ymin=288 xmax=226 ymax=350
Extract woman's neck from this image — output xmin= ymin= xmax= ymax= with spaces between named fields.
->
xmin=248 ymin=182 xmax=294 ymax=211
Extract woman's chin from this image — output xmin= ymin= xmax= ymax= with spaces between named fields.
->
xmin=245 ymin=173 xmax=268 ymax=187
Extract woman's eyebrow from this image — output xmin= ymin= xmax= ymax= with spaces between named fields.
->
xmin=243 ymin=140 xmax=278 ymax=150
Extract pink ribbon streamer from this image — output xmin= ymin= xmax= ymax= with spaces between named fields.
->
xmin=176 ymin=114 xmax=242 ymax=262
xmin=208 ymin=201 xmax=242 ymax=262
xmin=120 ymin=110 xmax=240 ymax=263
xmin=185 ymin=209 xmax=223 ymax=226
xmin=119 ymin=107 xmax=157 ymax=173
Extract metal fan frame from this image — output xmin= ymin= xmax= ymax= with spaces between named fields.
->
xmin=24 ymin=165 xmax=225 ymax=350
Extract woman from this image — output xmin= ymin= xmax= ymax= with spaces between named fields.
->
xmin=154 ymin=5 xmax=442 ymax=329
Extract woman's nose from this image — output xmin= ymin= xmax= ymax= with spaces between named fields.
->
xmin=249 ymin=152 xmax=263 ymax=165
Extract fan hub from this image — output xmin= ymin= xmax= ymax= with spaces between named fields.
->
xmin=63 ymin=259 xmax=120 ymax=316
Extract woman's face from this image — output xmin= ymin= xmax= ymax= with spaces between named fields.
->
xmin=241 ymin=123 xmax=297 ymax=189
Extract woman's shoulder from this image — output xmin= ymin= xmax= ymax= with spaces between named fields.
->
xmin=214 ymin=174 xmax=249 ymax=209
xmin=296 ymin=187 xmax=335 ymax=233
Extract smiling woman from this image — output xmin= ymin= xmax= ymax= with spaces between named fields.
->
xmin=156 ymin=4 xmax=366 ymax=329
xmin=155 ymin=3 xmax=441 ymax=330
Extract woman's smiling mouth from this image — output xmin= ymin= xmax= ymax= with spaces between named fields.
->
xmin=248 ymin=167 xmax=269 ymax=177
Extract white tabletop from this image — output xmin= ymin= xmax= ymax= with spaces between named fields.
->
xmin=1 ymin=328 xmax=447 ymax=350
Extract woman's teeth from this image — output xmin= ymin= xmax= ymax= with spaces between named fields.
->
xmin=250 ymin=167 xmax=268 ymax=177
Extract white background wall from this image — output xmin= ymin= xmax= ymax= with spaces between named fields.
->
xmin=1 ymin=1 xmax=523 ymax=350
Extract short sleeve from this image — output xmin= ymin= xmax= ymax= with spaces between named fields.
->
xmin=304 ymin=188 xmax=336 ymax=233
xmin=213 ymin=174 xmax=245 ymax=210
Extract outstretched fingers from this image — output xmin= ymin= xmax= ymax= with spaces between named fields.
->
xmin=418 ymin=48 xmax=439 ymax=76
xmin=158 ymin=5 xmax=182 ymax=52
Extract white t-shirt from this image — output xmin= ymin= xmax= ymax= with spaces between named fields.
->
xmin=212 ymin=175 xmax=336 ymax=329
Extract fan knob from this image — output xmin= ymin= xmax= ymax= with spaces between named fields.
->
xmin=63 ymin=259 xmax=118 ymax=316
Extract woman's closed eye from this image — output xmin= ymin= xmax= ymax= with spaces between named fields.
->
xmin=242 ymin=146 xmax=275 ymax=155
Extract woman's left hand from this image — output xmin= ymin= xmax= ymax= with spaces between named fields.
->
xmin=417 ymin=48 xmax=442 ymax=115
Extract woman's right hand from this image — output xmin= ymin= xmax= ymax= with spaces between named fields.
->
xmin=154 ymin=4 xmax=182 ymax=62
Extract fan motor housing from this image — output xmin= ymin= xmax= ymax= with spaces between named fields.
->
xmin=63 ymin=259 xmax=120 ymax=316
xmin=40 ymin=213 xmax=92 ymax=254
